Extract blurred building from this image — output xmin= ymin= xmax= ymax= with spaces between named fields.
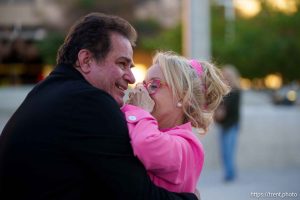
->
xmin=134 ymin=0 xmax=181 ymax=28
xmin=0 ymin=0 xmax=66 ymax=85
xmin=0 ymin=0 xmax=184 ymax=85
xmin=0 ymin=0 xmax=67 ymax=42
xmin=0 ymin=0 xmax=210 ymax=85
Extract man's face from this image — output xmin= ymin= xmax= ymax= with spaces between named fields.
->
xmin=86 ymin=33 xmax=135 ymax=106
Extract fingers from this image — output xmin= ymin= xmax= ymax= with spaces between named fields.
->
xmin=131 ymin=86 xmax=148 ymax=95
xmin=127 ymin=83 xmax=153 ymax=109
xmin=135 ymin=83 xmax=147 ymax=91
xmin=136 ymin=82 xmax=144 ymax=88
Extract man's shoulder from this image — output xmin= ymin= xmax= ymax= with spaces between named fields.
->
xmin=33 ymin=65 xmax=116 ymax=106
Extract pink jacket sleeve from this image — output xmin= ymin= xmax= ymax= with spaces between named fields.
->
xmin=121 ymin=104 xmax=204 ymax=187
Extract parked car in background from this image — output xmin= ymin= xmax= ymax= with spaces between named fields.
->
xmin=272 ymin=83 xmax=299 ymax=106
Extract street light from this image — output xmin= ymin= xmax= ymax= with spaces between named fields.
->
xmin=130 ymin=64 xmax=147 ymax=87
xmin=234 ymin=0 xmax=261 ymax=18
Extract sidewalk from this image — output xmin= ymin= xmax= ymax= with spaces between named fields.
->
xmin=197 ymin=167 xmax=300 ymax=200
xmin=196 ymin=90 xmax=300 ymax=199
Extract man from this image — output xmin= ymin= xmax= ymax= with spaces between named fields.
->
xmin=0 ymin=13 xmax=198 ymax=199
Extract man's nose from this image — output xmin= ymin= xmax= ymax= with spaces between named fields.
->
xmin=125 ymin=68 xmax=136 ymax=84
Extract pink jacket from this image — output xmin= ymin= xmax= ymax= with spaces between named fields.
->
xmin=121 ymin=105 xmax=204 ymax=193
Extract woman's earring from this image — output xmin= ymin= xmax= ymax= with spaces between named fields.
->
xmin=177 ymin=102 xmax=182 ymax=108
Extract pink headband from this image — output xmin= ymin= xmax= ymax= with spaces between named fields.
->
xmin=189 ymin=59 xmax=207 ymax=110
xmin=189 ymin=59 xmax=203 ymax=77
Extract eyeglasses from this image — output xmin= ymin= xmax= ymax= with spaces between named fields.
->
xmin=143 ymin=79 xmax=167 ymax=95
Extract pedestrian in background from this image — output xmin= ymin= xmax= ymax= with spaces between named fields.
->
xmin=214 ymin=65 xmax=241 ymax=182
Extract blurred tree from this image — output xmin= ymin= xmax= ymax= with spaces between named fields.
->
xmin=136 ymin=20 xmax=182 ymax=54
xmin=133 ymin=19 xmax=161 ymax=38
xmin=36 ymin=32 xmax=64 ymax=65
xmin=60 ymin=0 xmax=136 ymax=29
xmin=211 ymin=1 xmax=300 ymax=83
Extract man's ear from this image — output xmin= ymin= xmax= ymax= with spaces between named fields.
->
xmin=77 ymin=49 xmax=92 ymax=73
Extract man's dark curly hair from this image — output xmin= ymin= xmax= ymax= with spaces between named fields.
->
xmin=56 ymin=12 xmax=137 ymax=66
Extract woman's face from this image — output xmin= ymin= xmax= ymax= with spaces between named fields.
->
xmin=144 ymin=64 xmax=176 ymax=123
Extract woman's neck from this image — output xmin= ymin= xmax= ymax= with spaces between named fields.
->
xmin=158 ymin=112 xmax=184 ymax=130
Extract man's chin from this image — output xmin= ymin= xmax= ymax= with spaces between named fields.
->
xmin=117 ymin=101 xmax=124 ymax=107
xmin=114 ymin=95 xmax=124 ymax=107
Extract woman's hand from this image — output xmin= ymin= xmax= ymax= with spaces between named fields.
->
xmin=126 ymin=83 xmax=155 ymax=113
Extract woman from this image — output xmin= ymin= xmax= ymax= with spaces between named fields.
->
xmin=122 ymin=51 xmax=229 ymax=193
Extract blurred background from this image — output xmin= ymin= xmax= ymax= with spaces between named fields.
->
xmin=0 ymin=0 xmax=300 ymax=199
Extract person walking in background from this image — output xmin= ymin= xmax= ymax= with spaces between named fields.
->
xmin=0 ymin=13 xmax=200 ymax=200
xmin=122 ymin=51 xmax=229 ymax=197
xmin=214 ymin=65 xmax=241 ymax=182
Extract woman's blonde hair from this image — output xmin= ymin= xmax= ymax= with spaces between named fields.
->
xmin=153 ymin=51 xmax=230 ymax=133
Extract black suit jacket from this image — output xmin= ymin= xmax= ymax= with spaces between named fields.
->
xmin=0 ymin=64 xmax=197 ymax=200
